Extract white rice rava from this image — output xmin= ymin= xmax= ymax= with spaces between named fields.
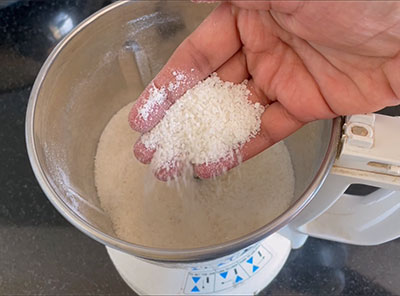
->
xmin=141 ymin=73 xmax=265 ymax=171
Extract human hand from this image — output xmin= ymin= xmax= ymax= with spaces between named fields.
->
xmin=129 ymin=1 xmax=400 ymax=181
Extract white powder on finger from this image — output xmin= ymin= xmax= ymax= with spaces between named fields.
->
xmin=138 ymin=83 xmax=167 ymax=121
xmin=141 ymin=73 xmax=265 ymax=171
xmin=168 ymin=70 xmax=187 ymax=92
xmin=95 ymin=103 xmax=295 ymax=248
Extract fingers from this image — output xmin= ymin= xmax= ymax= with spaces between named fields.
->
xmin=216 ymin=50 xmax=249 ymax=83
xmin=129 ymin=2 xmax=241 ymax=133
xmin=194 ymin=102 xmax=304 ymax=179
xmin=194 ymin=153 xmax=240 ymax=180
xmin=134 ymin=137 xmax=182 ymax=181
xmin=133 ymin=140 xmax=154 ymax=165
xmin=134 ymin=136 xmax=181 ymax=181
xmin=133 ymin=50 xmax=253 ymax=180
xmin=134 ymin=65 xmax=296 ymax=182
xmin=136 ymin=89 xmax=303 ymax=181
xmin=154 ymin=160 xmax=184 ymax=182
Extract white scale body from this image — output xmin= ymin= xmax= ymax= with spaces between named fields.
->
xmin=108 ymin=113 xmax=400 ymax=295
xmin=108 ymin=233 xmax=290 ymax=295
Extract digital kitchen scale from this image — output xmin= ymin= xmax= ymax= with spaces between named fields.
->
xmin=108 ymin=233 xmax=292 ymax=295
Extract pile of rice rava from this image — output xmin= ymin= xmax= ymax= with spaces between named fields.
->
xmin=140 ymin=73 xmax=265 ymax=176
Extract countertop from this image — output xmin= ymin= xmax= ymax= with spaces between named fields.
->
xmin=0 ymin=1 xmax=399 ymax=295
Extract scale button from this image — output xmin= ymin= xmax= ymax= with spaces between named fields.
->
xmin=185 ymin=274 xmax=216 ymax=294
xmin=192 ymin=277 xmax=200 ymax=283
xmin=240 ymin=245 xmax=272 ymax=276
xmin=215 ymin=266 xmax=249 ymax=292
xmin=235 ymin=276 xmax=243 ymax=283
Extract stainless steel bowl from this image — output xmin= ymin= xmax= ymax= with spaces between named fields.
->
xmin=26 ymin=0 xmax=341 ymax=262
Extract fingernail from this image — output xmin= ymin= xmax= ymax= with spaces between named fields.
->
xmin=133 ymin=140 xmax=155 ymax=164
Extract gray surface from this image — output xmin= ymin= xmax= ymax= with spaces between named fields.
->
xmin=1 ymin=1 xmax=400 ymax=295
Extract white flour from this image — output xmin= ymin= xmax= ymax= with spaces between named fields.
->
xmin=140 ymin=73 xmax=265 ymax=171
xmin=95 ymin=103 xmax=295 ymax=248
xmin=139 ymin=83 xmax=167 ymax=121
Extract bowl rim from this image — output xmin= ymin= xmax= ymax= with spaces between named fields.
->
xmin=25 ymin=0 xmax=342 ymax=262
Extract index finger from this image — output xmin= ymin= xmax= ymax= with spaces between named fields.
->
xmin=129 ymin=2 xmax=241 ymax=133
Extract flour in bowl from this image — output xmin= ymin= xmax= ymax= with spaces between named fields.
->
xmin=94 ymin=103 xmax=295 ymax=249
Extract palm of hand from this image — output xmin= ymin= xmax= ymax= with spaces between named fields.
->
xmin=233 ymin=2 xmax=400 ymax=120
